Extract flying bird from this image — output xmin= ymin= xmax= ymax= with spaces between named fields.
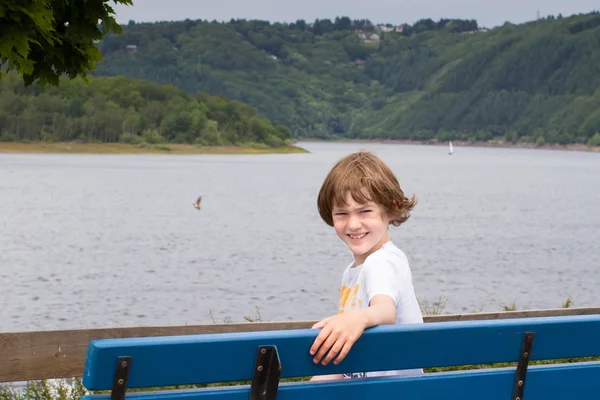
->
xmin=193 ymin=196 xmax=202 ymax=210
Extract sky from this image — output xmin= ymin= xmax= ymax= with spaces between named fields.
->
xmin=113 ymin=0 xmax=599 ymax=29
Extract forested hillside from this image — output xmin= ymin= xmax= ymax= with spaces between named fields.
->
xmin=0 ymin=72 xmax=292 ymax=147
xmin=93 ymin=12 xmax=600 ymax=146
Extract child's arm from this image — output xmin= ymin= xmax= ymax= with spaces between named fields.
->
xmin=309 ymin=295 xmax=396 ymax=366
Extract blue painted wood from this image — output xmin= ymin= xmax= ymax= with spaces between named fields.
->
xmin=82 ymin=362 xmax=600 ymax=400
xmin=83 ymin=315 xmax=600 ymax=390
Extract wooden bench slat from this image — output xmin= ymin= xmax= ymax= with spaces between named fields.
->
xmin=83 ymin=315 xmax=600 ymax=390
xmin=82 ymin=362 xmax=600 ymax=400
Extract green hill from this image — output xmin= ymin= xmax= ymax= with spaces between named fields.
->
xmin=93 ymin=12 xmax=600 ymax=146
xmin=0 ymin=72 xmax=293 ymax=148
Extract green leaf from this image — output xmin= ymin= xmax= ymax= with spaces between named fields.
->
xmin=3 ymin=0 xmax=132 ymax=86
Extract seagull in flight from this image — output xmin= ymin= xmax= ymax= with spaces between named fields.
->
xmin=193 ymin=196 xmax=202 ymax=210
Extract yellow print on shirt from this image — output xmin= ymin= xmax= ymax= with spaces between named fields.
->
xmin=338 ymin=284 xmax=362 ymax=312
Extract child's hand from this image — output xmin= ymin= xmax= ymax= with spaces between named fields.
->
xmin=309 ymin=309 xmax=368 ymax=366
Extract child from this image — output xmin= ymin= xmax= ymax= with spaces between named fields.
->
xmin=309 ymin=151 xmax=424 ymax=380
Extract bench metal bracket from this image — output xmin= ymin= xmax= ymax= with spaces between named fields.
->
xmin=111 ymin=356 xmax=132 ymax=400
xmin=250 ymin=346 xmax=281 ymax=400
xmin=512 ymin=332 xmax=534 ymax=400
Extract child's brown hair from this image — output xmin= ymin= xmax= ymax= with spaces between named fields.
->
xmin=317 ymin=151 xmax=416 ymax=227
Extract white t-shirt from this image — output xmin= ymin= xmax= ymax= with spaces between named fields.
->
xmin=338 ymin=241 xmax=424 ymax=379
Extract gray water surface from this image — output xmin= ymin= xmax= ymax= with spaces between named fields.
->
xmin=1 ymin=142 xmax=599 ymax=332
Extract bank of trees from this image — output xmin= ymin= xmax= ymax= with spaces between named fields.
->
xmin=0 ymin=73 xmax=292 ymax=147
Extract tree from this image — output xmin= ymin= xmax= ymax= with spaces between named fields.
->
xmin=0 ymin=71 xmax=290 ymax=147
xmin=0 ymin=0 xmax=133 ymax=87
xmin=334 ymin=17 xmax=352 ymax=31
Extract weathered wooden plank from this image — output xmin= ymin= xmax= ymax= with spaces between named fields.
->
xmin=2 ymin=306 xmax=599 ymax=383
xmin=83 ymin=315 xmax=600 ymax=389
xmin=82 ymin=362 xmax=600 ymax=400
xmin=427 ymin=306 xmax=600 ymax=322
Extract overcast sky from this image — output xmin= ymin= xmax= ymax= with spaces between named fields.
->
xmin=113 ymin=0 xmax=598 ymax=29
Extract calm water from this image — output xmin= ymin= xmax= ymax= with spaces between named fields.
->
xmin=1 ymin=142 xmax=599 ymax=332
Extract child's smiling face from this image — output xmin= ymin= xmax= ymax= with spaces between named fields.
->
xmin=332 ymin=190 xmax=390 ymax=266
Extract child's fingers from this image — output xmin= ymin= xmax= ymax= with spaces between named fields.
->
xmin=309 ymin=325 xmax=331 ymax=356
xmin=321 ymin=340 xmax=344 ymax=365
xmin=313 ymin=332 xmax=339 ymax=364
xmin=311 ymin=317 xmax=329 ymax=329
xmin=333 ymin=341 xmax=354 ymax=364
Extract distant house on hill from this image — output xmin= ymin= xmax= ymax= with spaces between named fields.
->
xmin=377 ymin=25 xmax=394 ymax=32
xmin=126 ymin=45 xmax=138 ymax=54
xmin=357 ymin=32 xmax=380 ymax=43
xmin=365 ymin=33 xmax=380 ymax=42
xmin=374 ymin=24 xmax=405 ymax=33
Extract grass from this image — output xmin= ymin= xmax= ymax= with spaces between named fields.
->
xmin=0 ymin=379 xmax=87 ymax=400
xmin=417 ymin=296 xmax=449 ymax=315
xmin=0 ymin=142 xmax=308 ymax=155
xmin=1 ymin=296 xmax=596 ymax=399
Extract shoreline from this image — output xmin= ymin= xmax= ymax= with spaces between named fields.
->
xmin=0 ymin=142 xmax=309 ymax=155
xmin=300 ymin=138 xmax=600 ymax=153
xmin=2 ymin=140 xmax=597 ymax=155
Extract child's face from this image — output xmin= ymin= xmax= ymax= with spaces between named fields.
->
xmin=331 ymin=191 xmax=390 ymax=265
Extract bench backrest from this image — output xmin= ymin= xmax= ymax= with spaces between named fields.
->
xmin=82 ymin=314 xmax=600 ymax=399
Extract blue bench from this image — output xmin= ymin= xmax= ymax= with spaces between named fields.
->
xmin=82 ymin=314 xmax=600 ymax=400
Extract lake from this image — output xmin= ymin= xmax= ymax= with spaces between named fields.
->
xmin=1 ymin=142 xmax=599 ymax=332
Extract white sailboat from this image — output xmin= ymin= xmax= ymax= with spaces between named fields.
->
xmin=448 ymin=141 xmax=454 ymax=155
